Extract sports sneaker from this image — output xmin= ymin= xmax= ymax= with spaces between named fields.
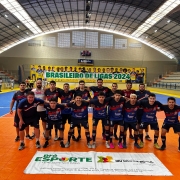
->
xmin=60 ymin=141 xmax=65 ymax=148
xmin=114 ymin=135 xmax=119 ymax=140
xmin=154 ymin=143 xmax=160 ymax=149
xmin=118 ymin=142 xmax=123 ymax=149
xmin=87 ymin=142 xmax=92 ymax=149
xmin=129 ymin=134 xmax=134 ymax=140
xmin=15 ymin=136 xmax=20 ymax=142
xmin=134 ymin=143 xmax=142 ymax=149
xmin=36 ymin=141 xmax=41 ymax=149
xmin=65 ymin=141 xmax=70 ymax=148
xmin=105 ymin=142 xmax=110 ymax=149
xmin=92 ymin=142 xmax=96 ymax=149
xmin=76 ymin=135 xmax=81 ymax=142
xmin=139 ymin=141 xmax=144 ymax=148
xmin=110 ymin=143 xmax=115 ymax=149
xmin=160 ymin=145 xmax=166 ymax=151
xmin=123 ymin=143 xmax=127 ymax=149
xmin=72 ymin=135 xmax=76 ymax=141
xmin=145 ymin=135 xmax=152 ymax=141
xmin=43 ymin=141 xmax=49 ymax=148
xmin=18 ymin=142 xmax=25 ymax=150
xmin=26 ymin=134 xmax=33 ymax=140
xmin=54 ymin=135 xmax=59 ymax=141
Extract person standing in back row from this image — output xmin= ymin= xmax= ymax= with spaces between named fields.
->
xmin=44 ymin=80 xmax=62 ymax=140
xmin=87 ymin=78 xmax=110 ymax=140
xmin=136 ymin=83 xmax=151 ymax=141
xmin=32 ymin=80 xmax=46 ymax=137
xmin=107 ymin=83 xmax=119 ymax=140
xmin=121 ymin=81 xmax=136 ymax=139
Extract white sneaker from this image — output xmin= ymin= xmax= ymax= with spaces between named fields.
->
xmin=87 ymin=142 xmax=92 ymax=149
xmin=54 ymin=135 xmax=58 ymax=141
xmin=92 ymin=142 xmax=96 ymax=149
xmin=105 ymin=141 xmax=110 ymax=149
xmin=65 ymin=141 xmax=70 ymax=148
xmin=36 ymin=141 xmax=41 ymax=149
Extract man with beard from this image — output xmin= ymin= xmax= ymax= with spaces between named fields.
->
xmin=32 ymin=80 xmax=46 ymax=136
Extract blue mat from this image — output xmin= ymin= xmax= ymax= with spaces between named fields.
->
xmin=156 ymin=93 xmax=180 ymax=104
xmin=0 ymin=91 xmax=180 ymax=117
xmin=0 ymin=91 xmax=16 ymax=116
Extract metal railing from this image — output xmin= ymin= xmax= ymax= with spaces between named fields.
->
xmin=152 ymin=82 xmax=180 ymax=90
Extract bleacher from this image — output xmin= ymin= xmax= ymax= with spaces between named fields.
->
xmin=153 ymin=72 xmax=180 ymax=90
xmin=0 ymin=65 xmax=19 ymax=90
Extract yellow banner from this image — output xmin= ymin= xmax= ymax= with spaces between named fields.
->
xmin=30 ymin=65 xmax=146 ymax=83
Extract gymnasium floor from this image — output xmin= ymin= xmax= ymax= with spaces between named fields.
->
xmin=0 ymin=90 xmax=180 ymax=180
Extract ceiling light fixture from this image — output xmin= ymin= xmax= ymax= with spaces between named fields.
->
xmin=131 ymin=0 xmax=180 ymax=37
xmin=0 ymin=0 xmax=42 ymax=34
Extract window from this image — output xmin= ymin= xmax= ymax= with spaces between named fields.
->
xmin=100 ymin=34 xmax=113 ymax=48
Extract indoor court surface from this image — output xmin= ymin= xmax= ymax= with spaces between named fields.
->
xmin=0 ymin=90 xmax=180 ymax=180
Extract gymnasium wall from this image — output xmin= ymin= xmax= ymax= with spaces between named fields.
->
xmin=0 ymin=30 xmax=177 ymax=83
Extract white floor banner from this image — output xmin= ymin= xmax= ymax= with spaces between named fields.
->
xmin=24 ymin=151 xmax=172 ymax=176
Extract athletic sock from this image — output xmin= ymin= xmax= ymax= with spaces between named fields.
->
xmin=85 ymin=132 xmax=90 ymax=143
xmin=154 ymin=135 xmax=158 ymax=144
xmin=161 ymin=136 xmax=166 ymax=146
xmin=68 ymin=132 xmax=73 ymax=142
xmin=109 ymin=131 xmax=113 ymax=143
xmin=92 ymin=129 xmax=96 ymax=142
xmin=139 ymin=134 xmax=143 ymax=142
xmin=119 ymin=131 xmax=124 ymax=143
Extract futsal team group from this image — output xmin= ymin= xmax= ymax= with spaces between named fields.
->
xmin=9 ymin=79 xmax=180 ymax=151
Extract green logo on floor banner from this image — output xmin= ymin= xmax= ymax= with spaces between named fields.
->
xmin=35 ymin=154 xmax=92 ymax=162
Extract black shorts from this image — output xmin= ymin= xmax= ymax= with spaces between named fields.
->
xmin=110 ymin=120 xmax=124 ymax=127
xmin=162 ymin=123 xmax=180 ymax=133
xmin=46 ymin=120 xmax=64 ymax=130
xmin=37 ymin=111 xmax=46 ymax=122
xmin=14 ymin=111 xmax=19 ymax=128
xmin=19 ymin=118 xmax=39 ymax=131
xmin=124 ymin=121 xmax=137 ymax=131
xmin=137 ymin=109 xmax=143 ymax=124
xmin=70 ymin=119 xmax=89 ymax=129
xmin=93 ymin=118 xmax=109 ymax=126
xmin=139 ymin=122 xmax=159 ymax=130
xmin=62 ymin=114 xmax=71 ymax=124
